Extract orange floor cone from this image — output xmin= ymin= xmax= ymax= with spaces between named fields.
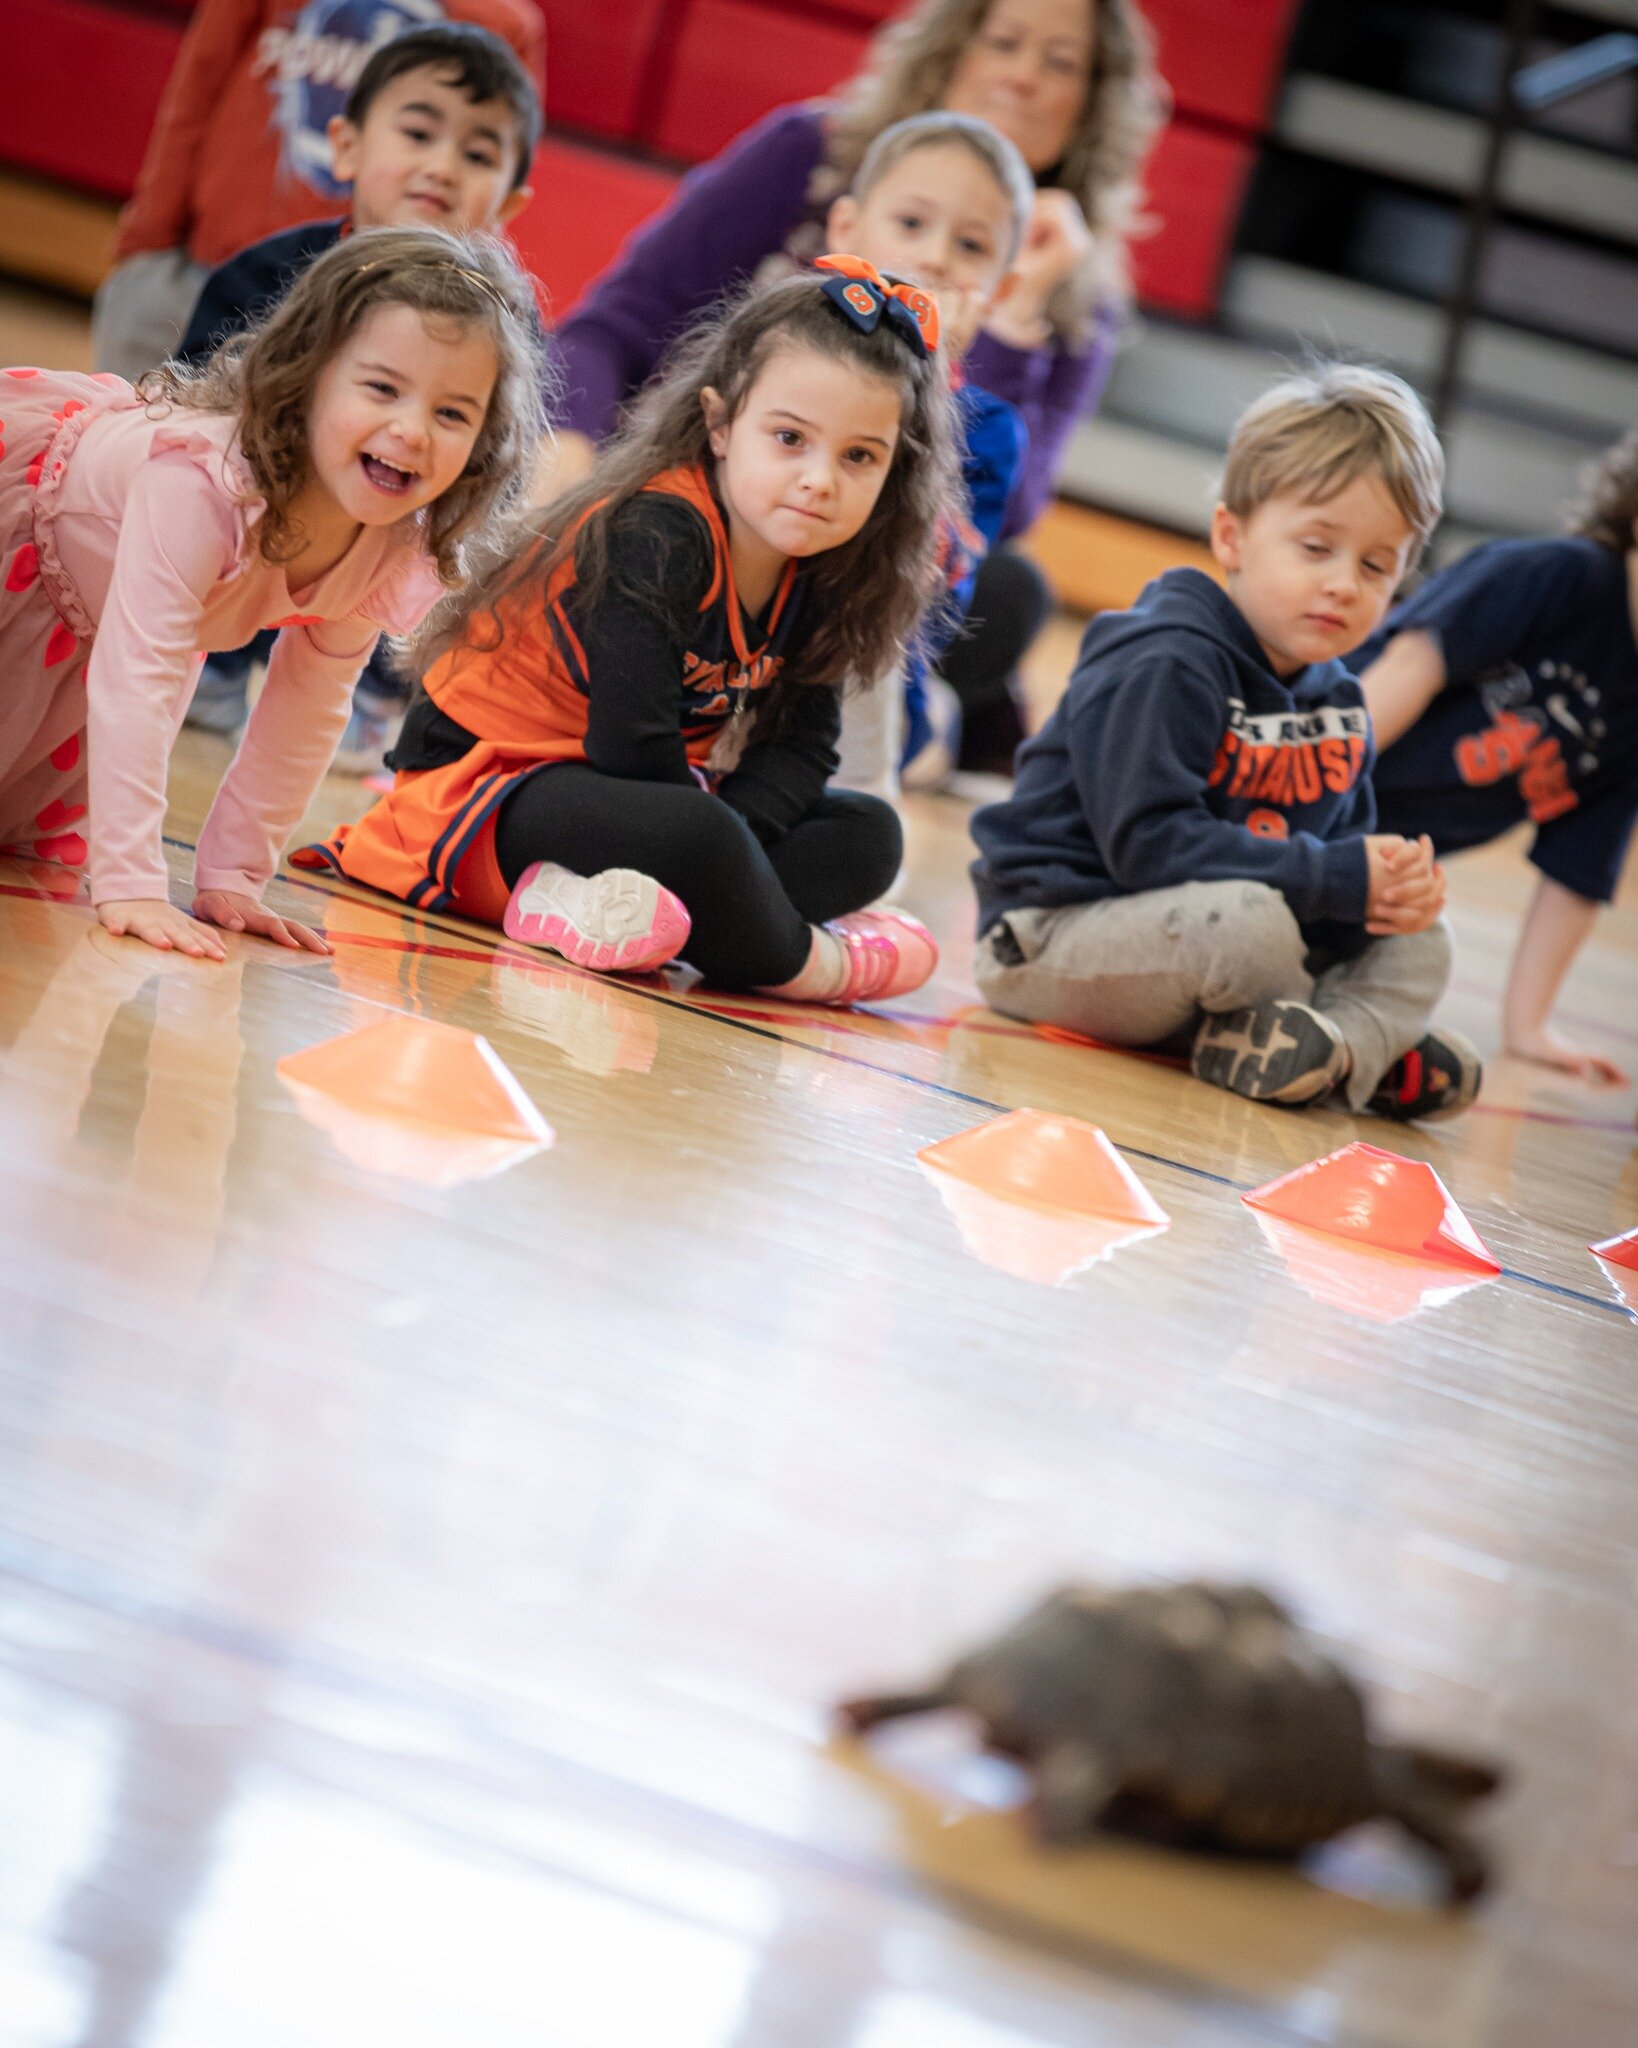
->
xmin=1243 ymin=1142 xmax=1499 ymax=1275
xmin=1250 ymin=1211 xmax=1496 ymax=1325
xmin=277 ymin=1016 xmax=553 ymax=1187
xmin=920 ymin=1164 xmax=1162 ymax=1286
xmin=916 ymin=1108 xmax=1169 ymax=1266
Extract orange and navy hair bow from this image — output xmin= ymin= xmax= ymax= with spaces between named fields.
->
xmin=813 ymin=254 xmax=941 ymax=359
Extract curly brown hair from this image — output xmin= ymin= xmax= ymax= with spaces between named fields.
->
xmin=416 ymin=269 xmax=962 ymax=706
xmin=813 ymin=0 xmax=1165 ymax=339
xmin=1566 ymin=428 xmax=1638 ymax=554
xmin=140 ymin=227 xmax=546 ymax=585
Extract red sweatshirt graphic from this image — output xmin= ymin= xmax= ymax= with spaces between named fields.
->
xmin=114 ymin=0 xmax=545 ymax=271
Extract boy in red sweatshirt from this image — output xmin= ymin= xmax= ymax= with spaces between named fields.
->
xmin=92 ymin=0 xmax=544 ymax=381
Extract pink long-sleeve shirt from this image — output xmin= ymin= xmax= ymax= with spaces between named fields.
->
xmin=38 ymin=400 xmax=445 ymax=906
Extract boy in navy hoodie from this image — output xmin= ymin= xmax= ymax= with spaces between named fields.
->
xmin=1355 ymin=427 xmax=1637 ymax=1086
xmin=971 ymin=365 xmax=1480 ymax=1120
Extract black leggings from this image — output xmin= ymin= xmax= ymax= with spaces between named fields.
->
xmin=943 ymin=545 xmax=1055 ymax=770
xmin=493 ymin=763 xmax=902 ymax=989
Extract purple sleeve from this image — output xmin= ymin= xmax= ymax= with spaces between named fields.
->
xmin=964 ymin=298 xmax=1121 ymax=539
xmin=553 ymin=104 xmax=829 ymax=442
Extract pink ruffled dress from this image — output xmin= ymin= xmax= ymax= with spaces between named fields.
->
xmin=0 ymin=368 xmax=445 ymax=906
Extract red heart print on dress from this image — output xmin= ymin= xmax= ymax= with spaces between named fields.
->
xmin=50 ymin=734 xmax=80 ymax=772
xmin=34 ymin=831 xmax=87 ymax=866
xmin=35 ymin=799 xmax=86 ymax=833
xmin=6 ymin=543 xmax=38 ymax=591
xmin=44 ymin=621 xmax=77 ymax=667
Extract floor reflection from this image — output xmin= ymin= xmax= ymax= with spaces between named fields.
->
xmin=0 ymin=926 xmax=245 ymax=1297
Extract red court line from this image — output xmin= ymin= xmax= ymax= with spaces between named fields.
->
xmin=1470 ymin=1102 xmax=1634 ymax=1135
xmin=0 ymin=879 xmax=84 ymax=905
xmin=325 ymin=926 xmax=1633 ymax=1129
xmin=41 ymin=850 xmax=1620 ymax=1141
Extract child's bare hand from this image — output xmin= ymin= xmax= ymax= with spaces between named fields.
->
xmin=97 ymin=897 xmax=227 ymax=960
xmin=193 ymin=888 xmax=332 ymax=954
xmin=1365 ymin=833 xmax=1444 ymax=935
xmin=1504 ymin=1021 xmax=1628 ymax=1086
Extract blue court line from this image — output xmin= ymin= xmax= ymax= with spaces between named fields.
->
xmin=152 ymin=837 xmax=1631 ymax=1322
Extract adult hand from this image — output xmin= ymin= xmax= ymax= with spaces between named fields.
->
xmin=983 ymin=189 xmax=1092 ymax=348
xmin=98 ymin=897 xmax=227 ymax=960
xmin=193 ymin=888 xmax=332 ymax=954
xmin=1503 ymin=1021 xmax=1628 ymax=1086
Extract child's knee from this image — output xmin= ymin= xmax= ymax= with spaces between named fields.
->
xmin=1189 ymin=881 xmax=1307 ymax=1004
xmin=670 ymin=790 xmax=764 ymax=881
xmin=848 ymin=794 xmax=904 ymax=901
xmin=1386 ymin=913 xmax=1455 ymax=998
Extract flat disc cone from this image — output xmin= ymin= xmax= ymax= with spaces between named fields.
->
xmin=917 ymin=1109 xmax=1169 ymax=1229
xmin=276 ymin=1016 xmax=551 ymax=1142
xmin=281 ymin=1079 xmax=551 ymax=1188
xmin=1589 ymin=1226 xmax=1638 ymax=1272
xmin=1251 ymin=1211 xmax=1496 ymax=1325
xmin=1243 ymin=1142 xmax=1499 ymax=1274
xmin=921 ymin=1163 xmax=1166 ymax=1286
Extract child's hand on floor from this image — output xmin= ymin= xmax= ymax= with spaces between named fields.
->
xmin=1503 ymin=1020 xmax=1628 ymax=1086
xmin=1365 ymin=833 xmax=1446 ymax=936
xmin=98 ymin=897 xmax=228 ymax=960
xmin=194 ymin=888 xmax=332 ymax=955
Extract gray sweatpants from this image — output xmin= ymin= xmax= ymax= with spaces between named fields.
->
xmin=91 ymin=250 xmax=212 ymax=382
xmin=974 ymin=879 xmax=1453 ymax=1111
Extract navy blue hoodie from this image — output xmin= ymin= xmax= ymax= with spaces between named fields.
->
xmin=971 ymin=568 xmax=1375 ymax=936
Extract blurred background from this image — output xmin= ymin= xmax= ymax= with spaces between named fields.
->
xmin=3 ymin=0 xmax=1635 ymax=614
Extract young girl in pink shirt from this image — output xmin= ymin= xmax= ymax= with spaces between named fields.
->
xmin=0 ymin=226 xmax=542 ymax=958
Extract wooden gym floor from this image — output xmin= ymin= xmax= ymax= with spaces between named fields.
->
xmin=2 ymin=283 xmax=1636 ymax=2048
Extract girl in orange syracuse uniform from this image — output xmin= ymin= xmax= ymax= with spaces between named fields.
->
xmin=296 ymin=260 xmax=962 ymax=1002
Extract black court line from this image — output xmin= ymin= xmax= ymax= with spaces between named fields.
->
xmin=153 ymin=836 xmax=1631 ymax=1322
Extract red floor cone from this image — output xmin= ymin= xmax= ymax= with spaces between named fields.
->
xmin=1243 ymin=1142 xmax=1499 ymax=1275
xmin=277 ymin=1016 xmax=553 ymax=1186
xmin=1589 ymin=1226 xmax=1638 ymax=1270
xmin=917 ymin=1109 xmax=1169 ymax=1230
xmin=1590 ymin=1228 xmax=1638 ymax=1315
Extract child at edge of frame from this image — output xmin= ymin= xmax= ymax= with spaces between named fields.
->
xmin=1355 ymin=426 xmax=1638 ymax=1087
xmin=0 ymin=229 xmax=543 ymax=960
xmin=968 ymin=363 xmax=1483 ymax=1124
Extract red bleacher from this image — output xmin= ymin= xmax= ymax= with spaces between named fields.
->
xmin=3 ymin=0 xmax=1299 ymax=321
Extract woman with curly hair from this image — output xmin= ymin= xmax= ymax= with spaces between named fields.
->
xmin=550 ymin=0 xmax=1164 ymax=769
xmin=1357 ymin=428 xmax=1638 ymax=1084
xmin=0 ymin=227 xmax=543 ymax=959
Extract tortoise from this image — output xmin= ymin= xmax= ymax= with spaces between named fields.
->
xmin=837 ymin=1580 xmax=1502 ymax=1902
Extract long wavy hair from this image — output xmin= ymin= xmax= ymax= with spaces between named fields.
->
xmin=812 ymin=0 xmax=1165 ymax=341
xmin=1567 ymin=428 xmax=1638 ymax=554
xmin=415 ymin=270 xmax=962 ymax=704
xmin=140 ymin=227 xmax=547 ymax=585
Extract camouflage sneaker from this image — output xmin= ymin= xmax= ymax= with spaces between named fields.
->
xmin=1192 ymin=999 xmax=1349 ymax=1106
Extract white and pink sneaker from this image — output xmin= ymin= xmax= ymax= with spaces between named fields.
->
xmin=824 ymin=907 xmax=939 ymax=1004
xmin=502 ymin=862 xmax=690 ymax=974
